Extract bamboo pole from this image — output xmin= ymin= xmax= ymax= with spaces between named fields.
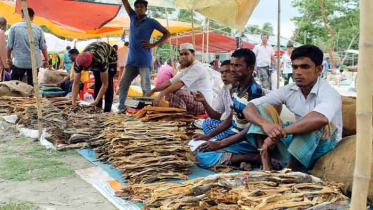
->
xmin=206 ymin=18 xmax=210 ymax=63
xmin=20 ymin=0 xmax=43 ymax=138
xmin=191 ymin=10 xmax=195 ymax=47
xmin=165 ymin=7 xmax=176 ymax=74
xmin=276 ymin=0 xmax=281 ymax=89
xmin=350 ymin=0 xmax=373 ymax=208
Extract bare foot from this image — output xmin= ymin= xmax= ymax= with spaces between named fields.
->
xmin=240 ymin=162 xmax=252 ymax=171
xmin=271 ymin=159 xmax=282 ymax=171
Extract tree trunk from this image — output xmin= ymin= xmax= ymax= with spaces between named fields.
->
xmin=319 ymin=0 xmax=336 ymax=67
xmin=350 ymin=0 xmax=373 ymax=209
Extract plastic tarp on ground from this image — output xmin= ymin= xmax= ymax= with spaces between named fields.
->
xmin=115 ymin=0 xmax=260 ymax=30
xmin=1 ymin=0 xmax=197 ymax=39
xmin=170 ymin=31 xmax=255 ymax=52
xmin=15 ymin=0 xmax=121 ymax=30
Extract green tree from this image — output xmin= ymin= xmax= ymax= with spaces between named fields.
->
xmin=262 ymin=22 xmax=274 ymax=35
xmin=147 ymin=6 xmax=176 ymax=19
xmin=291 ymin=0 xmax=359 ymax=53
xmin=177 ymin=9 xmax=202 ymax=24
xmin=244 ymin=25 xmax=261 ymax=34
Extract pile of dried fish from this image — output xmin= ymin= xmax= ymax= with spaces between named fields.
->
xmin=95 ymin=119 xmax=195 ymax=184
xmin=116 ymin=170 xmax=349 ymax=209
xmin=134 ymin=106 xmax=195 ymax=122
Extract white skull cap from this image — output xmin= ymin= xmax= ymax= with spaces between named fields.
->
xmin=179 ymin=43 xmax=195 ymax=51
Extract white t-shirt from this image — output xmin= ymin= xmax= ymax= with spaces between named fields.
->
xmin=170 ymin=60 xmax=213 ymax=105
xmin=117 ymin=46 xmax=129 ymax=68
xmin=281 ymin=53 xmax=292 ymax=74
xmin=212 ymin=88 xmax=232 ymax=115
xmin=253 ymin=43 xmax=275 ymax=67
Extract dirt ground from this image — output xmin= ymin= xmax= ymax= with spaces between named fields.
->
xmin=0 ymin=118 xmax=117 ymax=210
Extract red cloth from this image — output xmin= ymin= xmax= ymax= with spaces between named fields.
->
xmin=16 ymin=0 xmax=121 ymax=30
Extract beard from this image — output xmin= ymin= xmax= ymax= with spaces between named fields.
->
xmin=222 ymin=84 xmax=233 ymax=90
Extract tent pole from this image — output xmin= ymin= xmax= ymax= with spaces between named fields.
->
xmin=165 ymin=7 xmax=176 ymax=73
xmin=206 ymin=18 xmax=210 ymax=63
xmin=351 ymin=0 xmax=373 ymax=208
xmin=191 ymin=10 xmax=195 ymax=46
xmin=202 ymin=23 xmax=205 ymax=63
xmin=276 ymin=0 xmax=281 ymax=89
xmin=20 ymin=0 xmax=43 ymax=139
xmin=107 ymin=35 xmax=109 ymax=43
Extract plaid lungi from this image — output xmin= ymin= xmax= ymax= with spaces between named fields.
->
xmin=202 ymin=119 xmax=237 ymax=140
xmin=246 ymin=103 xmax=338 ymax=170
xmin=169 ymin=89 xmax=206 ymax=115
xmin=257 ymin=66 xmax=271 ymax=89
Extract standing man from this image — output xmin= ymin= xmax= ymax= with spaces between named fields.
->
xmin=6 ymin=8 xmax=49 ymax=86
xmin=118 ymin=0 xmax=171 ymax=111
xmin=252 ymin=33 xmax=277 ymax=90
xmin=145 ymin=43 xmax=212 ymax=115
xmin=280 ymin=42 xmax=294 ymax=85
xmin=63 ymin=46 xmax=72 ymax=73
xmin=71 ymin=42 xmax=117 ymax=112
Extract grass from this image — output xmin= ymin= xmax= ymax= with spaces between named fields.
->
xmin=0 ymin=137 xmax=77 ymax=181
xmin=0 ymin=157 xmax=74 ymax=181
xmin=0 ymin=202 xmax=36 ymax=210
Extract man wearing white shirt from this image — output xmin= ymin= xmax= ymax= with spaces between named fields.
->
xmin=244 ymin=45 xmax=342 ymax=172
xmin=146 ymin=43 xmax=212 ymax=115
xmin=280 ymin=42 xmax=294 ymax=85
xmin=252 ymin=34 xmax=277 ymax=90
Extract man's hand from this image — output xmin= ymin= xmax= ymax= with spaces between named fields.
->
xmin=145 ymin=90 xmax=154 ymax=97
xmin=192 ymin=91 xmax=206 ymax=103
xmin=261 ymin=121 xmax=287 ymax=139
xmin=192 ymin=133 xmax=210 ymax=140
xmin=43 ymin=60 xmax=50 ymax=68
xmin=141 ymin=41 xmax=154 ymax=49
xmin=90 ymin=101 xmax=98 ymax=107
xmin=153 ymin=93 xmax=164 ymax=106
xmin=198 ymin=141 xmax=223 ymax=152
xmin=263 ymin=136 xmax=279 ymax=149
xmin=6 ymin=58 xmax=12 ymax=66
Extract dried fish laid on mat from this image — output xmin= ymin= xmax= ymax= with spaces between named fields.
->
xmin=0 ymin=96 xmax=50 ymax=114
xmin=95 ymin=119 xmax=195 ymax=184
xmin=133 ymin=106 xmax=196 ymax=122
xmin=116 ymin=170 xmax=349 ymax=209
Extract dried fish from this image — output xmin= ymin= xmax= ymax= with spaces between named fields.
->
xmin=116 ymin=171 xmax=348 ymax=209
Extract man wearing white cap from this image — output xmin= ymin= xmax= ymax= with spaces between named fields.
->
xmin=146 ymin=43 xmax=213 ymax=115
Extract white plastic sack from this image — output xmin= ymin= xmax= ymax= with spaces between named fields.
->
xmin=18 ymin=128 xmax=55 ymax=150
xmin=3 ymin=115 xmax=18 ymax=124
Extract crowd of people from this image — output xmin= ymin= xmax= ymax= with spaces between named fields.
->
xmin=0 ymin=0 xmax=343 ymax=172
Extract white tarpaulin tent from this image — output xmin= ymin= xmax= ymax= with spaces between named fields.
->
xmin=44 ymin=32 xmax=73 ymax=52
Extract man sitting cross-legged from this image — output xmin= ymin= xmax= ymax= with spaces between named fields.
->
xmin=192 ymin=59 xmax=235 ymax=139
xmin=193 ymin=49 xmax=279 ymax=169
xmin=243 ymin=45 xmax=342 ymax=172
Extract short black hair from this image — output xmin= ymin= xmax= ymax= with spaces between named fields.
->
xmin=68 ymin=49 xmax=79 ymax=55
xmin=21 ymin=8 xmax=35 ymax=18
xmin=291 ymin=45 xmax=323 ymax=66
xmin=66 ymin=46 xmax=71 ymax=50
xmin=231 ymin=48 xmax=256 ymax=67
xmin=134 ymin=0 xmax=148 ymax=7
xmin=221 ymin=60 xmax=230 ymax=67
xmin=261 ymin=33 xmax=268 ymax=38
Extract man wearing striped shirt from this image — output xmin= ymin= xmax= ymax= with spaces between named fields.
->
xmin=194 ymin=49 xmax=267 ymax=169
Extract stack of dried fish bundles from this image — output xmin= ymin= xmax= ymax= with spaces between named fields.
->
xmin=134 ymin=106 xmax=195 ymax=122
xmin=97 ymin=119 xmax=195 ymax=184
xmin=0 ymin=96 xmax=50 ymax=114
xmin=53 ymin=112 xmax=127 ymax=151
xmin=116 ymin=170 xmax=349 ymax=209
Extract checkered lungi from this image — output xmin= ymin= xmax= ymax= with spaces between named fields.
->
xmin=257 ymin=66 xmax=271 ymax=89
xmin=169 ymin=89 xmax=206 ymax=115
